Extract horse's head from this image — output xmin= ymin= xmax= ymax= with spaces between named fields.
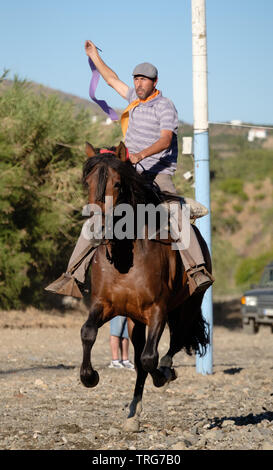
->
xmin=83 ymin=141 xmax=129 ymax=213
xmin=82 ymin=141 xmax=136 ymax=265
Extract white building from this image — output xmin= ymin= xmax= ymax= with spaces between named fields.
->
xmin=104 ymin=117 xmax=112 ymax=126
xmin=230 ymin=120 xmax=242 ymax=127
xmin=248 ymin=128 xmax=267 ymax=142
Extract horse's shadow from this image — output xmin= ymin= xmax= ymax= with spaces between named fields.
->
xmin=0 ymin=364 xmax=75 ymax=376
xmin=223 ymin=367 xmax=243 ymax=375
xmin=208 ymin=410 xmax=273 ymax=429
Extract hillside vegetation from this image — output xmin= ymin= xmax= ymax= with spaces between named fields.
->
xmin=174 ymin=125 xmax=273 ymax=298
xmin=0 ymin=73 xmax=273 ymax=308
xmin=0 ymin=74 xmax=122 ymax=309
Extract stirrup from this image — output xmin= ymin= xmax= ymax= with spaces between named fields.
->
xmin=187 ymin=266 xmax=214 ymax=296
xmin=45 ymin=273 xmax=83 ymax=299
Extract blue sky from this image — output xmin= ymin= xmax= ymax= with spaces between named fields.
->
xmin=1 ymin=0 xmax=273 ymax=124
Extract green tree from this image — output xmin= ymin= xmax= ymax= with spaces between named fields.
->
xmin=0 ymin=74 xmax=123 ymax=308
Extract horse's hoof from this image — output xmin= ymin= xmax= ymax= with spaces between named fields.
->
xmin=152 ymin=369 xmax=167 ymax=388
xmin=80 ymin=369 xmax=99 ymax=388
xmin=159 ymin=366 xmax=178 ymax=382
xmin=123 ymin=417 xmax=140 ymax=433
xmin=169 ymin=368 xmax=178 ymax=382
xmin=152 ymin=367 xmax=178 ymax=387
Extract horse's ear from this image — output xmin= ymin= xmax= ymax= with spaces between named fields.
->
xmin=115 ymin=141 xmax=127 ymax=162
xmin=85 ymin=142 xmax=96 ymax=158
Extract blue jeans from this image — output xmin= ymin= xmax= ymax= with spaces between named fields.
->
xmin=110 ymin=316 xmax=128 ymax=339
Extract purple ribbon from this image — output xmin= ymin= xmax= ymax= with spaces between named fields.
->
xmin=88 ymin=57 xmax=119 ymax=121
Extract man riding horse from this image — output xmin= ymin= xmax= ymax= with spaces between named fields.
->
xmin=46 ymin=40 xmax=214 ymax=297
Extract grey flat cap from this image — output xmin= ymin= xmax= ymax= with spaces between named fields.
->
xmin=132 ymin=62 xmax=158 ymax=79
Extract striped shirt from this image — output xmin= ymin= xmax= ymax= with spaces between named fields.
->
xmin=125 ymin=87 xmax=178 ymax=175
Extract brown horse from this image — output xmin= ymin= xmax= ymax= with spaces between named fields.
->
xmin=80 ymin=141 xmax=211 ymax=431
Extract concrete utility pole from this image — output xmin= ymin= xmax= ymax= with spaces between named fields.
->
xmin=191 ymin=0 xmax=213 ymax=374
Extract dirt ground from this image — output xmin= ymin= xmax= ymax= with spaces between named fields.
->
xmin=0 ymin=299 xmax=273 ymax=451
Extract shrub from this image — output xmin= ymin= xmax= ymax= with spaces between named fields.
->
xmin=219 ymin=178 xmax=248 ymax=201
xmin=232 ymin=204 xmax=243 ymax=213
xmin=235 ymin=250 xmax=273 ymax=287
xmin=211 ymin=236 xmax=239 ymax=296
xmin=213 ymin=215 xmax=241 ymax=234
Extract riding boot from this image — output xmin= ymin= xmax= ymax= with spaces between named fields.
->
xmin=45 ymin=233 xmax=100 ymax=298
xmin=177 ymin=231 xmax=214 ymax=295
xmin=186 ymin=265 xmax=214 ymax=296
xmin=45 ymin=273 xmax=84 ymax=298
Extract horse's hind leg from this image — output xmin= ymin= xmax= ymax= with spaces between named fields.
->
xmin=159 ymin=306 xmax=183 ymax=372
xmin=160 ymin=293 xmax=209 ymax=371
xmin=140 ymin=306 xmax=171 ymax=388
xmin=158 ymin=309 xmax=181 ymax=383
xmin=141 ymin=306 xmax=166 ymax=373
xmin=80 ymin=304 xmax=102 ymax=388
xmin=124 ymin=319 xmax=147 ymax=432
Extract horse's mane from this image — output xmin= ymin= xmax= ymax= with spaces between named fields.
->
xmin=82 ymin=149 xmax=180 ymax=208
xmin=82 ymin=148 xmax=181 ymax=271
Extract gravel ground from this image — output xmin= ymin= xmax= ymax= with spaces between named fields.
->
xmin=0 ymin=304 xmax=273 ymax=451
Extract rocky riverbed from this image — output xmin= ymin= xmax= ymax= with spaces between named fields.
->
xmin=0 ymin=304 xmax=273 ymax=451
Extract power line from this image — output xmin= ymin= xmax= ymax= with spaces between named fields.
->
xmin=209 ymin=121 xmax=273 ymax=130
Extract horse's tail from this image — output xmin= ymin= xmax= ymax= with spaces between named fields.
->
xmin=168 ymin=292 xmax=210 ymax=357
xmin=183 ymin=293 xmax=210 ymax=357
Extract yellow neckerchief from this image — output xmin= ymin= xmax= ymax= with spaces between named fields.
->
xmin=120 ymin=89 xmax=160 ymax=137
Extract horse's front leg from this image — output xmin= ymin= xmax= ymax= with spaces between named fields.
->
xmin=124 ymin=318 xmax=147 ymax=432
xmin=80 ymin=304 xmax=103 ymax=388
